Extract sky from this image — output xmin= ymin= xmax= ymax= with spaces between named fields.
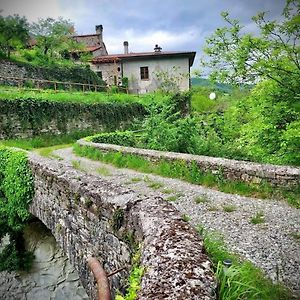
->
xmin=0 ymin=0 xmax=286 ymax=72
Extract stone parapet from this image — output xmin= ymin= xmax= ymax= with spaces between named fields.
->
xmin=78 ymin=139 xmax=300 ymax=188
xmin=28 ymin=153 xmax=216 ymax=299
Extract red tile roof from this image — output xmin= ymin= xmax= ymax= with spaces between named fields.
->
xmin=92 ymin=51 xmax=196 ymax=66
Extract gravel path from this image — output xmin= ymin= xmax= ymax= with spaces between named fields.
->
xmin=53 ymin=147 xmax=300 ymax=295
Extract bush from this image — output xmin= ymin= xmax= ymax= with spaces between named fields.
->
xmin=0 ymin=147 xmax=34 ymax=272
xmin=90 ymin=131 xmax=136 ymax=147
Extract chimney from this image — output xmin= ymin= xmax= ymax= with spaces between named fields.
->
xmin=123 ymin=41 xmax=129 ymax=54
xmin=95 ymin=25 xmax=103 ymax=41
xmin=154 ymin=44 xmax=162 ymax=52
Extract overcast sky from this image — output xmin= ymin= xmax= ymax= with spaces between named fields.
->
xmin=1 ymin=0 xmax=286 ymax=71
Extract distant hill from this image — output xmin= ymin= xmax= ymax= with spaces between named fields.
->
xmin=191 ymin=77 xmax=232 ymax=93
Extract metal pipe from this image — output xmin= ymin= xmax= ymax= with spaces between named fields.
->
xmin=87 ymin=256 xmax=111 ymax=300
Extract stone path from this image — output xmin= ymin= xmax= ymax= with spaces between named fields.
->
xmin=53 ymin=147 xmax=300 ymax=296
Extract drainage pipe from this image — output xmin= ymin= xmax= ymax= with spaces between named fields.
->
xmin=87 ymin=256 xmax=111 ymax=300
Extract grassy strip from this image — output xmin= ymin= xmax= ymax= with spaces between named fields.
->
xmin=197 ymin=225 xmax=293 ymax=300
xmin=0 ymin=131 xmax=96 ymax=150
xmin=0 ymin=85 xmax=170 ymax=105
xmin=73 ymin=144 xmax=300 ymax=209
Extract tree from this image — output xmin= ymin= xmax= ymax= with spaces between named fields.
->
xmin=0 ymin=14 xmax=29 ymax=58
xmin=202 ymin=0 xmax=300 ymax=96
xmin=30 ymin=17 xmax=80 ymax=58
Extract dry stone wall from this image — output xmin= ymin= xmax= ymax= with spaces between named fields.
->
xmin=28 ymin=153 xmax=216 ymax=300
xmin=78 ymin=140 xmax=300 ymax=188
xmin=0 ymin=99 xmax=145 ymax=139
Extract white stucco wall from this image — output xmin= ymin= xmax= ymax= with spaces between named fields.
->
xmin=91 ymin=62 xmax=121 ymax=86
xmin=122 ymin=57 xmax=190 ymax=93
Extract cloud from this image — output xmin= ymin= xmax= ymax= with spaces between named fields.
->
xmin=0 ymin=0 xmax=287 ymax=70
xmin=0 ymin=0 xmax=64 ymax=21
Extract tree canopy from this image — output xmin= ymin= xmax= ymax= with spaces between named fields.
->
xmin=30 ymin=17 xmax=81 ymax=58
xmin=0 ymin=14 xmax=29 ymax=58
xmin=202 ymin=0 xmax=300 ymax=96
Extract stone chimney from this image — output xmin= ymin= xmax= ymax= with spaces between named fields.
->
xmin=95 ymin=25 xmax=103 ymax=41
xmin=123 ymin=41 xmax=129 ymax=54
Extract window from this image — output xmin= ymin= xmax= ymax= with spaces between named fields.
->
xmin=140 ymin=66 xmax=149 ymax=80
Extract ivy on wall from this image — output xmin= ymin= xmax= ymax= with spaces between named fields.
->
xmin=1 ymin=59 xmax=105 ymax=87
xmin=0 ymin=99 xmax=146 ymax=139
xmin=0 ymin=147 xmax=35 ymax=271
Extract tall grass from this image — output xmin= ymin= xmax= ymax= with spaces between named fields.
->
xmin=197 ymin=226 xmax=293 ymax=300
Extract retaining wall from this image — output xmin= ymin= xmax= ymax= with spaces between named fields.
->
xmin=0 ymin=100 xmax=145 ymax=139
xmin=28 ymin=153 xmax=216 ymax=299
xmin=78 ymin=140 xmax=300 ymax=188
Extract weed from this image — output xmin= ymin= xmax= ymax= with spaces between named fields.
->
xmin=166 ymin=195 xmax=178 ymax=202
xmin=71 ymin=160 xmax=85 ymax=171
xmin=35 ymin=144 xmax=71 ymax=158
xmin=147 ymin=181 xmax=164 ymax=190
xmin=207 ymin=205 xmax=219 ymax=211
xmin=130 ymin=177 xmax=142 ymax=183
xmin=290 ymin=232 xmax=300 ymax=242
xmin=112 ymin=208 xmax=124 ymax=232
xmin=116 ymin=248 xmax=144 ymax=300
xmin=182 ymin=214 xmax=191 ymax=222
xmin=194 ymin=195 xmax=209 ymax=204
xmin=97 ymin=166 xmax=111 ymax=176
xmin=196 ymin=225 xmax=292 ymax=300
xmin=161 ymin=188 xmax=173 ymax=194
xmin=223 ymin=205 xmax=236 ymax=213
xmin=84 ymin=199 xmax=93 ymax=209
xmin=250 ymin=212 xmax=265 ymax=224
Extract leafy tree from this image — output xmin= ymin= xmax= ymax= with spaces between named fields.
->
xmin=30 ymin=17 xmax=80 ymax=58
xmin=200 ymin=0 xmax=300 ymax=166
xmin=202 ymin=0 xmax=300 ymax=96
xmin=0 ymin=14 xmax=29 ymax=58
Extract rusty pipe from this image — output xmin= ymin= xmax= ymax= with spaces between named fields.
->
xmin=87 ymin=256 xmax=110 ymax=300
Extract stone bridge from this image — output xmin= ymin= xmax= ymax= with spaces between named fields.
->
xmin=27 ymin=152 xmax=216 ymax=300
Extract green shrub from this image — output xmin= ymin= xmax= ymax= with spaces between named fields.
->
xmin=0 ymin=147 xmax=34 ymax=272
xmin=89 ymin=131 xmax=136 ymax=147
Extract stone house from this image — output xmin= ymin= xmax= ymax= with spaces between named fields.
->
xmin=74 ymin=25 xmax=196 ymax=93
xmin=72 ymin=25 xmax=108 ymax=58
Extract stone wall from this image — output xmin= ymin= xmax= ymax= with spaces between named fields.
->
xmin=28 ymin=153 xmax=216 ymax=299
xmin=0 ymin=59 xmax=104 ymax=86
xmin=78 ymin=140 xmax=300 ymax=188
xmin=0 ymin=99 xmax=145 ymax=139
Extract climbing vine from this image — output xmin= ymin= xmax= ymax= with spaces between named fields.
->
xmin=0 ymin=147 xmax=35 ymax=271
xmin=0 ymin=99 xmax=146 ymax=138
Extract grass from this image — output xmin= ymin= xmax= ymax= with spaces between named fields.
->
xmin=130 ymin=177 xmax=142 ymax=183
xmin=207 ymin=205 xmax=219 ymax=211
xmin=250 ymin=212 xmax=265 ymax=224
xmin=0 ymin=85 xmax=170 ymax=105
xmin=194 ymin=195 xmax=209 ymax=204
xmin=73 ymin=143 xmax=300 ymax=209
xmin=35 ymin=144 xmax=71 ymax=158
xmin=0 ymin=131 xmax=94 ymax=151
xmin=161 ymin=188 xmax=173 ymax=194
xmin=223 ymin=205 xmax=237 ymax=213
xmin=97 ymin=166 xmax=111 ymax=176
xmin=71 ymin=160 xmax=85 ymax=172
xmin=197 ymin=225 xmax=293 ymax=300
xmin=182 ymin=214 xmax=191 ymax=222
xmin=147 ymin=181 xmax=164 ymax=190
xmin=166 ymin=195 xmax=178 ymax=202
xmin=290 ymin=232 xmax=300 ymax=242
